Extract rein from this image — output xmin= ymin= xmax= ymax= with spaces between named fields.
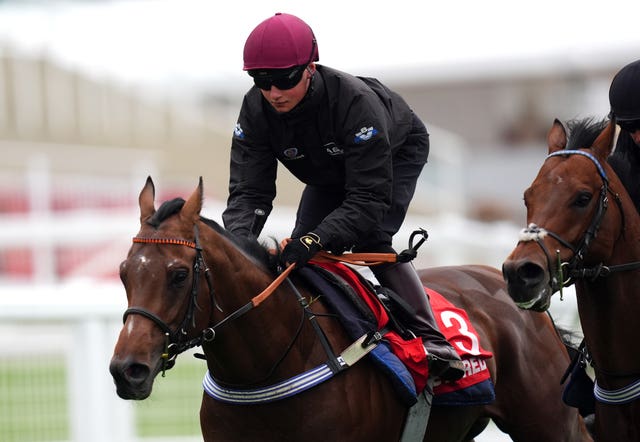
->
xmin=123 ymin=225 xmax=425 ymax=398
xmin=121 ymin=223 xmax=431 ymax=403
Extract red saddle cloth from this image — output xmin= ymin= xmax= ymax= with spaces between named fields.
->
xmin=426 ymin=288 xmax=493 ymax=395
xmin=314 ymin=261 xmax=493 ymax=395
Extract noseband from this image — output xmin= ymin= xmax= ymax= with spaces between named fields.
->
xmin=123 ymin=224 xmax=216 ymax=374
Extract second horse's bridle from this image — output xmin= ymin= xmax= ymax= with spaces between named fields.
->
xmin=518 ymin=149 xmax=632 ymax=294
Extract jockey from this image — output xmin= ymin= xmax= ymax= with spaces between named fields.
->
xmin=222 ymin=12 xmax=464 ymax=381
xmin=608 ymin=59 xmax=640 ymax=211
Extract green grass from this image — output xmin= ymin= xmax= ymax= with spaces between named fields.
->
xmin=0 ymin=354 xmax=205 ymax=441
xmin=133 ymin=358 xmax=204 ymax=437
xmin=0 ymin=356 xmax=69 ymax=442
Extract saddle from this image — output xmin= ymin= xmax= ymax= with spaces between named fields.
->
xmin=299 ymin=260 xmax=495 ymax=407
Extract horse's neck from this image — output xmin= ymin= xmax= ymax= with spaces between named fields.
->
xmin=201 ymin=231 xmax=315 ymax=383
xmin=610 ymin=199 xmax=640 ymax=280
xmin=209 ymin=243 xmax=273 ymax=310
xmin=577 ymin=206 xmax=640 ymax=381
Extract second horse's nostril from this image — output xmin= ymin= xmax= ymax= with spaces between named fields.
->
xmin=503 ymin=260 xmax=545 ymax=288
xmin=518 ymin=262 xmax=544 ymax=285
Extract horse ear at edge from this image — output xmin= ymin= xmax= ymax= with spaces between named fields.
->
xmin=181 ymin=176 xmax=204 ymax=223
xmin=547 ymin=118 xmax=567 ymax=153
xmin=592 ymin=119 xmax=616 ymax=161
xmin=139 ymin=176 xmax=156 ymax=223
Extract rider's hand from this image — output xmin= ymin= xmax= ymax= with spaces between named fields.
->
xmin=279 ymin=237 xmax=292 ymax=250
xmin=282 ymin=233 xmax=323 ymax=267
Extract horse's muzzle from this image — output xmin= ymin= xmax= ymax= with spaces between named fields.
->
xmin=502 ymin=259 xmax=552 ymax=312
xmin=109 ymin=356 xmax=155 ymax=400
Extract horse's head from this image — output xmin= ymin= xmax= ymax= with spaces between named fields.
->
xmin=502 ymin=118 xmax=627 ymax=311
xmin=110 ymin=176 xmax=213 ymax=399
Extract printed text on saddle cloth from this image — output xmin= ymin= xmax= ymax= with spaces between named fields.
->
xmin=427 ymin=288 xmax=493 ymax=393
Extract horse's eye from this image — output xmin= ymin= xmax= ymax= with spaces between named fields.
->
xmin=573 ymin=192 xmax=592 ymax=208
xmin=171 ymin=269 xmax=189 ymax=287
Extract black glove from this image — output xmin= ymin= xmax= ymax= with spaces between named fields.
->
xmin=282 ymin=233 xmax=323 ymax=267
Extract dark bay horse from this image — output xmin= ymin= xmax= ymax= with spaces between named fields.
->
xmin=503 ymin=118 xmax=640 ymax=441
xmin=110 ymin=177 xmax=591 ymax=441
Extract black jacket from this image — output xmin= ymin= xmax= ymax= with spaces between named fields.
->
xmin=222 ymin=65 xmax=426 ymax=252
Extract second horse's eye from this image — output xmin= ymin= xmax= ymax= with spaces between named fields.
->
xmin=573 ymin=191 xmax=592 ymax=208
xmin=170 ymin=269 xmax=189 ymax=287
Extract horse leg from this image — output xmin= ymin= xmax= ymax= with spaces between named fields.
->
xmin=464 ymin=417 xmax=490 ymax=440
xmin=488 ymin=368 xmax=591 ymax=442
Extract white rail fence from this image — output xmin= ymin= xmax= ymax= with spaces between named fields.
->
xmin=1 ymin=283 xmax=135 ymax=442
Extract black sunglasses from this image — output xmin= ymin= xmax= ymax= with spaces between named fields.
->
xmin=250 ymin=66 xmax=305 ymax=91
xmin=618 ymin=119 xmax=640 ymax=133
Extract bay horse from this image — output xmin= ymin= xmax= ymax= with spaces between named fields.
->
xmin=110 ymin=176 xmax=591 ymax=441
xmin=503 ymin=118 xmax=640 ymax=441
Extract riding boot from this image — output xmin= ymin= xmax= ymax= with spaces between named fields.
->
xmin=373 ymin=261 xmax=465 ymax=381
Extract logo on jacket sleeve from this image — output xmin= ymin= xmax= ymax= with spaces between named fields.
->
xmin=324 ymin=142 xmax=344 ymax=156
xmin=354 ymin=126 xmax=379 ymax=143
xmin=282 ymin=147 xmax=305 ymax=160
xmin=233 ymin=123 xmax=245 ymax=139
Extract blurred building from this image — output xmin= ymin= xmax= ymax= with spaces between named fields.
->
xmin=199 ymin=48 xmax=638 ymax=221
xmin=0 ymin=45 xmax=638 ymax=283
xmin=387 ymin=53 xmax=627 ymax=221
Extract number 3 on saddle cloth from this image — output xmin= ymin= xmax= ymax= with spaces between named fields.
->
xmin=300 ymin=261 xmax=495 ymax=407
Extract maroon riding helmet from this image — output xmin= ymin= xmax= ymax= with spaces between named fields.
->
xmin=243 ymin=12 xmax=319 ymax=71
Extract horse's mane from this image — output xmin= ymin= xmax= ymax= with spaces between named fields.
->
xmin=148 ymin=198 xmax=280 ymax=273
xmin=564 ymin=117 xmax=608 ymax=151
xmin=148 ymin=198 xmax=185 ymax=227
xmin=200 ymin=217 xmax=281 ymax=273
xmin=609 ymin=131 xmax=640 ymax=213
xmin=562 ymin=116 xmax=640 ymax=213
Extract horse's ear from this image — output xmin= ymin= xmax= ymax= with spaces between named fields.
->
xmin=181 ymin=176 xmax=203 ymax=223
xmin=591 ymin=119 xmax=616 ymax=161
xmin=139 ymin=176 xmax=156 ymax=223
xmin=547 ymin=119 xmax=567 ymax=153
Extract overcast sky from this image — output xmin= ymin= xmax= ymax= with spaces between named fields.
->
xmin=0 ymin=0 xmax=639 ymax=93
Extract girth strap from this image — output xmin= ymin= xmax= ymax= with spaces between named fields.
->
xmin=594 ymin=378 xmax=640 ymax=405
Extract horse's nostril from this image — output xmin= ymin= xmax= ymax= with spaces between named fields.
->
xmin=125 ymin=363 xmax=150 ymax=382
xmin=503 ymin=261 xmax=545 ymax=287
xmin=110 ymin=359 xmax=150 ymax=385
xmin=517 ymin=262 xmax=545 ymax=285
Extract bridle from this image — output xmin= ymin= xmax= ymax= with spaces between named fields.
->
xmin=519 ymin=149 xmax=640 ymax=399
xmin=518 ymin=149 xmax=640 ymax=294
xmin=122 ymin=223 xmax=306 ymax=382
xmin=123 ymin=224 xmax=217 ymax=374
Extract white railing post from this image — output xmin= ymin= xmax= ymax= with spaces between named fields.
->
xmin=68 ymin=317 xmax=135 ymax=442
